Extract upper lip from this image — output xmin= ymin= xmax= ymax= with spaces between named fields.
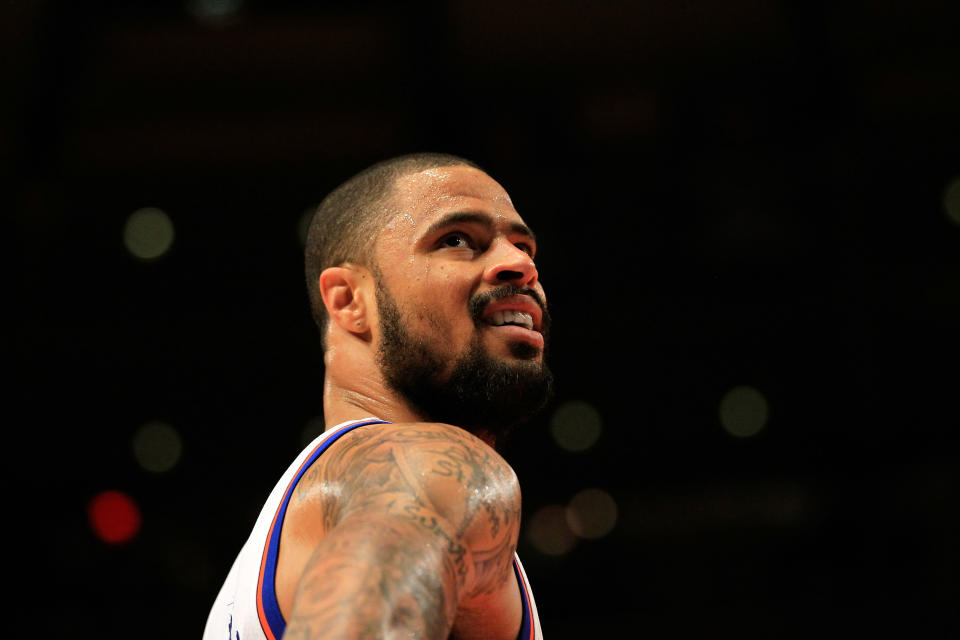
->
xmin=480 ymin=294 xmax=544 ymax=332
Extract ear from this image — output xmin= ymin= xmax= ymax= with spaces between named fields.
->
xmin=318 ymin=265 xmax=373 ymax=338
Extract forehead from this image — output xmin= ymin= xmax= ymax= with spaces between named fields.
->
xmin=385 ymin=165 xmax=523 ymax=233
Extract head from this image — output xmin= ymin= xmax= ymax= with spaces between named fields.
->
xmin=305 ymin=153 xmax=553 ymax=439
xmin=305 ymin=153 xmax=483 ymax=342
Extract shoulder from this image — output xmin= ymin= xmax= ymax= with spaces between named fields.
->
xmin=313 ymin=421 xmax=520 ymax=534
xmin=338 ymin=421 xmax=518 ymax=497
xmin=324 ymin=421 xmax=514 ymax=476
xmin=289 ymin=421 xmax=523 ymax=603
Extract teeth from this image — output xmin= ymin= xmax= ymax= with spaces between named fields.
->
xmin=487 ymin=309 xmax=534 ymax=330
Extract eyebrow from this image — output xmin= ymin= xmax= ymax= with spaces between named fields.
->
xmin=422 ymin=211 xmax=537 ymax=245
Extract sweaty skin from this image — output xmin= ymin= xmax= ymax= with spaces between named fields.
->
xmin=277 ymin=422 xmax=522 ymax=640
xmin=273 ymin=165 xmax=545 ymax=639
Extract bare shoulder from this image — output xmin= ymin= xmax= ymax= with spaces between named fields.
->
xmin=278 ymin=421 xmax=525 ymax=638
xmin=305 ymin=421 xmax=520 ymax=528
xmin=381 ymin=422 xmax=520 ymax=535
xmin=293 ymin=421 xmax=522 ymax=596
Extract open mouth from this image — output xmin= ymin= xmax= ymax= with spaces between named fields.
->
xmin=478 ymin=293 xmax=543 ymax=331
xmin=475 ymin=291 xmax=547 ymax=351
xmin=483 ymin=309 xmax=536 ymax=331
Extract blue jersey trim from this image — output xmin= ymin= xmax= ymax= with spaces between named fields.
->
xmin=514 ymin=559 xmax=533 ymax=640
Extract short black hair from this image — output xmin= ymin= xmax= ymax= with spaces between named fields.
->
xmin=304 ymin=152 xmax=482 ymax=343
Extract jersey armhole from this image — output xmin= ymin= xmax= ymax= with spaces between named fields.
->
xmin=513 ymin=556 xmax=535 ymax=640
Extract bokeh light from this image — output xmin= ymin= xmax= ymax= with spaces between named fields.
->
xmin=132 ymin=421 xmax=183 ymax=473
xmin=718 ymin=385 xmax=769 ymax=438
xmin=88 ymin=490 xmax=142 ymax=544
xmin=526 ymin=504 xmax=578 ymax=556
xmin=566 ymin=488 xmax=618 ymax=539
xmin=549 ymin=400 xmax=603 ymax=452
xmin=186 ymin=0 xmax=243 ymax=25
xmin=123 ymin=207 xmax=175 ymax=261
xmin=943 ymin=176 xmax=960 ymax=226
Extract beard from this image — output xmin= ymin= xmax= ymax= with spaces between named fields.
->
xmin=375 ymin=283 xmax=554 ymax=444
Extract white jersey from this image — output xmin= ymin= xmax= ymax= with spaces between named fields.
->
xmin=204 ymin=417 xmax=544 ymax=640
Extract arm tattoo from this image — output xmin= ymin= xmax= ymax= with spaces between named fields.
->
xmin=284 ymin=423 xmax=522 ymax=638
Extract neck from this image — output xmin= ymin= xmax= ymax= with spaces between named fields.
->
xmin=322 ymin=380 xmax=421 ymax=428
xmin=321 ymin=339 xmax=424 ymax=429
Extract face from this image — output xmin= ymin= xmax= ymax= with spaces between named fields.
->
xmin=372 ymin=165 xmax=553 ymax=437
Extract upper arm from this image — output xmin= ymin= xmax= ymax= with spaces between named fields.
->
xmin=381 ymin=424 xmax=522 ymax=596
xmin=283 ymin=422 xmax=522 ymax=639
xmin=327 ymin=422 xmax=521 ymax=595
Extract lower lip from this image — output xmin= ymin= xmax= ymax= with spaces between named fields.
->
xmin=484 ymin=324 xmax=545 ymax=349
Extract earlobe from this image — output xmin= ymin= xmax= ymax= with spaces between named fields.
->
xmin=318 ymin=266 xmax=370 ymax=336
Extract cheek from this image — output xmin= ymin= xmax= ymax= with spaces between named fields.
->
xmin=414 ymin=277 xmax=475 ymax=335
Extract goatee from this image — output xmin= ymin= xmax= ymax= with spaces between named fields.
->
xmin=376 ymin=284 xmax=553 ymax=444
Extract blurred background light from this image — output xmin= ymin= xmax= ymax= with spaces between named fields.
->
xmin=718 ymin=385 xmax=769 ymax=438
xmin=943 ymin=176 xmax=960 ymax=226
xmin=186 ymin=0 xmax=243 ymax=26
xmin=123 ymin=207 xmax=175 ymax=261
xmin=526 ymin=504 xmax=578 ymax=556
xmin=565 ymin=488 xmax=618 ymax=539
xmin=88 ymin=490 xmax=142 ymax=544
xmin=549 ymin=399 xmax=602 ymax=452
xmin=132 ymin=421 xmax=183 ymax=473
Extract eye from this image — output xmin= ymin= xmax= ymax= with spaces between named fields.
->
xmin=514 ymin=242 xmax=535 ymax=257
xmin=439 ymin=232 xmax=475 ymax=250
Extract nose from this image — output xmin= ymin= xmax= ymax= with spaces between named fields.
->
xmin=482 ymin=239 xmax=539 ymax=288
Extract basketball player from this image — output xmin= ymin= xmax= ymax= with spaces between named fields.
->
xmin=204 ymin=153 xmax=553 ymax=639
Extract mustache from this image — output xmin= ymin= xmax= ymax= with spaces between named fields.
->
xmin=469 ymin=285 xmax=551 ymax=334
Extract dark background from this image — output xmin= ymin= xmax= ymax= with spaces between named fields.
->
xmin=7 ymin=0 xmax=958 ymax=637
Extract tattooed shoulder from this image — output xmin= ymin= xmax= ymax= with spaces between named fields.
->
xmin=299 ymin=422 xmax=523 ymax=596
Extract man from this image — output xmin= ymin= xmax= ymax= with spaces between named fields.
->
xmin=205 ymin=153 xmax=552 ymax=639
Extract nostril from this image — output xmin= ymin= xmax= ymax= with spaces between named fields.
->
xmin=496 ymin=270 xmax=524 ymax=281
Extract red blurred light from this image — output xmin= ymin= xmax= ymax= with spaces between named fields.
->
xmin=88 ymin=490 xmax=142 ymax=544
